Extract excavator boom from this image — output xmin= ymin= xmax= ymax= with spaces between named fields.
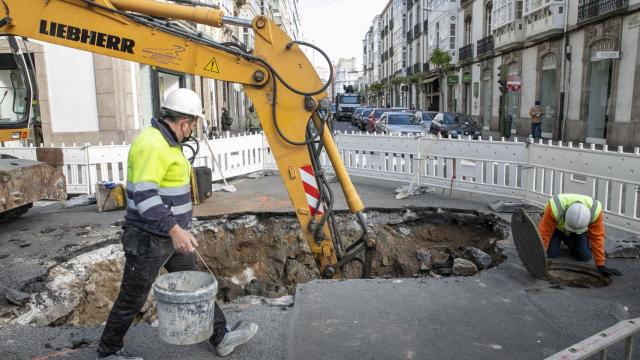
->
xmin=0 ymin=0 xmax=375 ymax=278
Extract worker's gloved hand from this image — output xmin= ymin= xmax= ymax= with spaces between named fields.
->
xmin=169 ymin=225 xmax=198 ymax=254
xmin=597 ymin=265 xmax=622 ymax=276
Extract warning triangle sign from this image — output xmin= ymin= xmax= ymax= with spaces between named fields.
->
xmin=204 ymin=57 xmax=220 ymax=73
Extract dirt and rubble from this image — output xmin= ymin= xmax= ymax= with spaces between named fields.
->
xmin=0 ymin=207 xmax=508 ymax=328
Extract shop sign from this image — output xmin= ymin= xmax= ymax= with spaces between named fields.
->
xmin=594 ymin=51 xmax=620 ymax=60
xmin=507 ymin=75 xmax=521 ymax=92
xmin=462 ymin=72 xmax=472 ymax=84
xmin=447 ymin=75 xmax=459 ymax=85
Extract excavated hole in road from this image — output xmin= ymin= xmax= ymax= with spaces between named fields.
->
xmin=9 ymin=208 xmax=509 ymax=327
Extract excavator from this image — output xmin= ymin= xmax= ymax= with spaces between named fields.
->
xmin=0 ymin=0 xmax=376 ymax=279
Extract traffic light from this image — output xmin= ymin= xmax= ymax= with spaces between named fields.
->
xmin=497 ymin=65 xmax=507 ymax=95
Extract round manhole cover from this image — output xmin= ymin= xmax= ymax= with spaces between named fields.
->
xmin=511 ymin=209 xmax=548 ymax=278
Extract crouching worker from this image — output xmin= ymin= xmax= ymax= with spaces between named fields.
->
xmin=97 ymin=88 xmax=258 ymax=360
xmin=538 ymin=193 xmax=621 ymax=277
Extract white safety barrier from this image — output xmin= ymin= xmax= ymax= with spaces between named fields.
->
xmin=2 ymin=132 xmax=639 ymax=234
xmin=0 ymin=133 xmax=266 ymax=195
xmin=334 ymin=132 xmax=640 ymax=235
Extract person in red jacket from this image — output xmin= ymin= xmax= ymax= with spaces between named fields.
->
xmin=538 ymin=194 xmax=621 ymax=276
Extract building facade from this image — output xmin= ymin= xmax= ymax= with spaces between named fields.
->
xmin=363 ymin=0 xmax=640 ymax=147
xmin=4 ymin=0 xmax=306 ymax=146
xmin=448 ymin=0 xmax=640 ymax=147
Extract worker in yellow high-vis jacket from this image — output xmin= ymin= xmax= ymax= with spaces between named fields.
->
xmin=98 ymin=88 xmax=257 ymax=360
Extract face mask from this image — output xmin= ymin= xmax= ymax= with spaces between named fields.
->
xmin=181 ymin=119 xmax=195 ymax=142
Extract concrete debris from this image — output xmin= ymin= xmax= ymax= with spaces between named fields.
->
xmin=3 ymin=287 xmax=31 ymax=306
xmin=264 ymin=295 xmax=294 ymax=307
xmin=63 ymin=195 xmax=97 ymax=209
xmin=12 ymin=244 xmax=128 ymax=326
xmin=395 ymin=184 xmax=434 ymax=200
xmin=606 ymin=245 xmax=640 ymax=259
xmin=452 ymin=258 xmax=478 ymax=276
xmin=225 ymin=215 xmax=259 ymax=231
xmin=416 ymin=249 xmax=432 ymax=271
xmin=465 ymin=247 xmax=492 ymax=270
xmin=398 ymin=226 xmax=411 ymax=236
xmin=488 ymin=200 xmax=542 ymax=213
xmin=245 ymin=170 xmax=273 ymax=179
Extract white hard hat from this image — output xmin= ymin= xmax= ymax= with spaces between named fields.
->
xmin=564 ymin=202 xmax=591 ymax=234
xmin=161 ymin=88 xmax=204 ymax=120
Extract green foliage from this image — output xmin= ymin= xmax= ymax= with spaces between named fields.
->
xmin=368 ymin=82 xmax=384 ymax=95
xmin=429 ymin=48 xmax=453 ymax=73
xmin=389 ymin=76 xmax=407 ymax=86
xmin=408 ymin=72 xmax=427 ymax=85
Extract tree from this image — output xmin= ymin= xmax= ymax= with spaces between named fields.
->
xmin=368 ymin=82 xmax=384 ymax=106
xmin=428 ymin=48 xmax=453 ymax=111
xmin=408 ymin=72 xmax=428 ymax=107
xmin=389 ymin=76 xmax=407 ymax=106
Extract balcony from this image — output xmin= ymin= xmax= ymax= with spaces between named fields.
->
xmin=407 ymin=31 xmax=412 ymax=43
xmin=494 ymin=20 xmax=525 ymax=51
xmin=414 ymin=23 xmax=421 ymax=37
xmin=524 ymin=3 xmax=565 ymax=40
xmin=476 ymin=35 xmax=494 ymax=58
xmin=413 ymin=63 xmax=421 ymax=74
xmin=578 ymin=0 xmax=628 ymax=23
xmin=407 ymin=66 xmax=413 ymax=76
xmin=423 ymin=62 xmax=429 ymax=72
xmin=459 ymin=43 xmax=474 ymax=63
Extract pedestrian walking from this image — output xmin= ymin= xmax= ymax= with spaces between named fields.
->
xmin=97 ymin=88 xmax=258 ymax=360
xmin=221 ymin=107 xmax=233 ymax=134
xmin=247 ymin=105 xmax=261 ymax=133
xmin=538 ymin=193 xmax=621 ymax=276
xmin=529 ymin=100 xmax=543 ymax=140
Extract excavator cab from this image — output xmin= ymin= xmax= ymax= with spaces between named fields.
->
xmin=0 ymin=36 xmax=66 ymax=221
xmin=0 ymin=36 xmax=34 ymax=143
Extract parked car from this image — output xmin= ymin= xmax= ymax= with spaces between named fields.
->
xmin=375 ymin=112 xmax=424 ymax=135
xmin=404 ymin=110 xmax=438 ymax=130
xmin=366 ymin=108 xmax=390 ymax=132
xmin=430 ymin=112 xmax=482 ymax=139
xmin=351 ymin=107 xmax=366 ymax=126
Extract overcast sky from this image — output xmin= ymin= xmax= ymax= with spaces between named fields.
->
xmin=299 ymin=0 xmax=389 ymax=69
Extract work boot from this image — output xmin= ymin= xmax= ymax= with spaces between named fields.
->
xmin=97 ymin=349 xmax=143 ymax=360
xmin=216 ymin=323 xmax=258 ymax=357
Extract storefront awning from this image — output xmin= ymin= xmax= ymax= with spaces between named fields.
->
xmin=422 ymin=75 xmax=439 ymax=84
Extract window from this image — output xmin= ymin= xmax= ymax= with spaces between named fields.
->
xmin=485 ymin=2 xmax=493 ymax=36
xmin=464 ymin=15 xmax=472 ymax=45
xmin=436 ymin=22 xmax=440 ymax=48
xmin=450 ymin=23 xmax=456 ymax=50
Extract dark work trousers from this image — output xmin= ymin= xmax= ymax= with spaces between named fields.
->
xmin=97 ymin=226 xmax=227 ymax=356
xmin=546 ymin=229 xmax=592 ymax=261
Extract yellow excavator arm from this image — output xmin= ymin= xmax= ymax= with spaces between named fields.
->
xmin=0 ymin=0 xmax=375 ymax=278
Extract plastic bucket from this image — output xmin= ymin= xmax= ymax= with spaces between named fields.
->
xmin=153 ymin=271 xmax=218 ymax=345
